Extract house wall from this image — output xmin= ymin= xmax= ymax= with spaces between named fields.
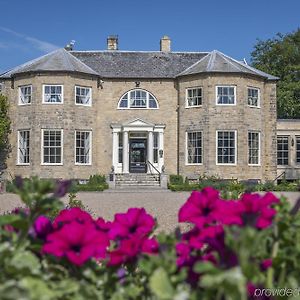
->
xmin=277 ymin=120 xmax=300 ymax=180
xmin=3 ymin=74 xmax=178 ymax=179
xmin=178 ymin=73 xmax=277 ymax=182
xmin=2 ymin=71 xmax=278 ymax=182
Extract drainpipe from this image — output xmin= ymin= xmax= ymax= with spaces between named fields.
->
xmin=175 ymin=79 xmax=180 ymax=175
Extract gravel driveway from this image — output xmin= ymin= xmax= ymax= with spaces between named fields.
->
xmin=0 ymin=190 xmax=299 ymax=233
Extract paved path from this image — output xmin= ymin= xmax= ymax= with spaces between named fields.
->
xmin=0 ymin=190 xmax=299 ymax=232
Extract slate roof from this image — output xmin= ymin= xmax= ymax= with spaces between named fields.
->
xmin=0 ymin=48 xmax=278 ymax=81
xmin=178 ymin=50 xmax=279 ymax=80
xmin=0 ymin=48 xmax=98 ymax=78
xmin=70 ymin=51 xmax=208 ymax=78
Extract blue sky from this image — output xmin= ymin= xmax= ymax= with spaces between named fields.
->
xmin=0 ymin=0 xmax=299 ymax=73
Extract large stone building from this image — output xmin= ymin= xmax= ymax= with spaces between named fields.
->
xmin=0 ymin=36 xmax=284 ymax=186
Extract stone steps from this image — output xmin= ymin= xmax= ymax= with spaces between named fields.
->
xmin=115 ymin=173 xmax=160 ymax=188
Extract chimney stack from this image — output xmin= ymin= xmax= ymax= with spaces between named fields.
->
xmin=107 ymin=35 xmax=118 ymax=50
xmin=160 ymin=35 xmax=171 ymax=52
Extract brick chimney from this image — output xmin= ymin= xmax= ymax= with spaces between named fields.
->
xmin=107 ymin=35 xmax=118 ymax=50
xmin=160 ymin=35 xmax=171 ymax=52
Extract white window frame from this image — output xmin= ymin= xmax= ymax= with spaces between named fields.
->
xmin=277 ymin=136 xmax=289 ymax=166
xmin=247 ymin=87 xmax=260 ymax=108
xmin=41 ymin=129 xmax=63 ymax=165
xmin=185 ymin=87 xmax=203 ymax=108
xmin=248 ymin=131 xmax=261 ymax=166
xmin=216 ymin=130 xmax=237 ymax=165
xmin=216 ymin=86 xmax=236 ymax=106
xmin=18 ymin=85 xmax=32 ymax=105
xmin=17 ymin=130 xmax=30 ymax=165
xmin=42 ymin=85 xmax=64 ymax=104
xmin=75 ymin=86 xmax=92 ymax=106
xmin=186 ymin=131 xmax=203 ymax=165
xmin=75 ymin=130 xmax=92 ymax=165
xmin=118 ymin=89 xmax=159 ymax=109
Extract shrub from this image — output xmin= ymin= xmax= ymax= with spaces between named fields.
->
xmin=169 ymin=174 xmax=184 ymax=185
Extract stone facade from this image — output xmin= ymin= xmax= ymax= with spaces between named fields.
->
xmin=277 ymin=120 xmax=300 ymax=180
xmin=0 ymin=38 xmax=280 ymax=183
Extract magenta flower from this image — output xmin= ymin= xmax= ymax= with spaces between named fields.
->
xmin=176 ymin=242 xmax=191 ymax=267
xmin=239 ymin=193 xmax=279 ymax=229
xmin=178 ymin=187 xmax=223 ymax=227
xmin=260 ymin=258 xmax=272 ymax=271
xmin=109 ymin=236 xmax=159 ymax=266
xmin=109 ymin=208 xmax=155 ymax=240
xmin=33 ymin=215 xmax=52 ymax=240
xmin=53 ymin=207 xmax=93 ymax=228
xmin=95 ymin=217 xmax=111 ymax=233
xmin=43 ymin=220 xmax=109 ymax=266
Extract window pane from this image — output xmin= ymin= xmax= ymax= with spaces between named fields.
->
xmin=44 ymin=85 xmax=63 ymax=103
xmin=187 ymin=88 xmax=202 ymax=107
xmin=217 ymin=131 xmax=236 ymax=164
xmin=43 ymin=130 xmax=62 ymax=164
xmin=75 ymin=131 xmax=91 ymax=164
xmin=187 ymin=132 xmax=202 ymax=164
xmin=248 ymin=132 xmax=260 ymax=165
xmin=277 ymin=136 xmax=289 ymax=166
xmin=18 ymin=130 xmax=30 ymax=164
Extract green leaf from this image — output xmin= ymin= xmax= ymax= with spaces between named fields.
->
xmin=149 ymin=267 xmax=174 ymax=300
xmin=0 ymin=214 xmax=23 ymax=226
xmin=193 ymin=261 xmax=218 ymax=274
xmin=8 ymin=251 xmax=41 ymax=275
xmin=20 ymin=277 xmax=56 ymax=300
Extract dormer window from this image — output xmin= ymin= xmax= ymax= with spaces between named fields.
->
xmin=118 ymin=89 xmax=158 ymax=109
xmin=19 ymin=85 xmax=32 ymax=105
xmin=43 ymin=85 xmax=63 ymax=103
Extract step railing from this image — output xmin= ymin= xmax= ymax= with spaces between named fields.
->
xmin=147 ymin=161 xmax=160 ymax=176
xmin=273 ymin=171 xmax=286 ymax=184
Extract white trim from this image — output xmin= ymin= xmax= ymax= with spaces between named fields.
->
xmin=117 ymin=89 xmax=159 ymax=110
xmin=18 ymin=85 xmax=32 ymax=106
xmin=17 ymin=129 xmax=30 ymax=165
xmin=42 ymin=84 xmax=64 ymax=104
xmin=74 ymin=130 xmax=92 ymax=165
xmin=247 ymin=86 xmax=261 ymax=108
xmin=215 ymin=85 xmax=236 ymax=106
xmin=185 ymin=87 xmax=203 ymax=108
xmin=41 ymin=129 xmax=63 ymax=165
xmin=74 ymin=85 xmax=92 ymax=107
xmin=248 ymin=131 xmax=261 ymax=166
xmin=216 ymin=130 xmax=237 ymax=166
xmin=185 ymin=131 xmax=203 ymax=166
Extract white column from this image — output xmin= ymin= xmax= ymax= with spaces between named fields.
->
xmin=112 ymin=131 xmax=119 ymax=171
xmin=122 ymin=131 xmax=129 ymax=173
xmin=158 ymin=131 xmax=164 ymax=172
xmin=147 ymin=131 xmax=154 ymax=173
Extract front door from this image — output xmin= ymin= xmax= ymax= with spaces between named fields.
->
xmin=129 ymin=139 xmax=147 ymax=173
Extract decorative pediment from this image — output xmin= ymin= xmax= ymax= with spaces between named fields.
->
xmin=123 ymin=118 xmax=155 ymax=127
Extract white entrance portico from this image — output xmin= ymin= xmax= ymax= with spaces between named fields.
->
xmin=111 ymin=119 xmax=165 ymax=174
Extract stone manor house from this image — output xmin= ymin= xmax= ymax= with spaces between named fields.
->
xmin=0 ymin=36 xmax=299 ymax=187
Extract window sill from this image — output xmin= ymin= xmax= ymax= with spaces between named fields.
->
xmin=216 ymin=103 xmax=236 ymax=106
xmin=16 ymin=163 xmax=30 ymax=166
xmin=185 ymin=163 xmax=203 ymax=166
xmin=18 ymin=103 xmax=31 ymax=106
xmin=75 ymin=163 xmax=92 ymax=166
xmin=185 ymin=105 xmax=202 ymax=109
xmin=248 ymin=164 xmax=261 ymax=167
xmin=216 ymin=163 xmax=237 ymax=166
xmin=248 ymin=105 xmax=261 ymax=109
xmin=117 ymin=107 xmax=159 ymax=110
xmin=42 ymin=102 xmax=64 ymax=105
xmin=75 ymin=103 xmax=92 ymax=107
xmin=41 ymin=163 xmax=63 ymax=166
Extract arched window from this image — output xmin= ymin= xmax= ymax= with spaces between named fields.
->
xmin=118 ymin=89 xmax=159 ymax=109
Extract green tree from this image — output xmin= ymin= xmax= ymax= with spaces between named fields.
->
xmin=251 ymin=29 xmax=300 ymax=118
xmin=0 ymin=94 xmax=11 ymax=175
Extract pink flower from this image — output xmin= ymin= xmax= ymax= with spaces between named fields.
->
xmin=95 ymin=217 xmax=111 ymax=233
xmin=33 ymin=215 xmax=52 ymax=240
xmin=109 ymin=208 xmax=155 ymax=240
xmin=43 ymin=220 xmax=109 ymax=266
xmin=176 ymin=242 xmax=192 ymax=267
xmin=239 ymin=193 xmax=279 ymax=229
xmin=109 ymin=236 xmax=159 ymax=266
xmin=178 ymin=187 xmax=223 ymax=227
xmin=260 ymin=258 xmax=272 ymax=271
xmin=53 ymin=207 xmax=93 ymax=228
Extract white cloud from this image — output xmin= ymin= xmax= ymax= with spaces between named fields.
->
xmin=0 ymin=27 xmax=59 ymax=53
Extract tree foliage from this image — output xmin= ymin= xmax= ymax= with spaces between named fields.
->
xmin=0 ymin=93 xmax=10 ymax=173
xmin=251 ymin=29 xmax=300 ymax=118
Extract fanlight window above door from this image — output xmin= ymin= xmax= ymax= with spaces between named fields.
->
xmin=118 ymin=89 xmax=159 ymax=109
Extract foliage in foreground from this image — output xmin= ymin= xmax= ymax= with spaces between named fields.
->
xmin=0 ymin=177 xmax=300 ymax=299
